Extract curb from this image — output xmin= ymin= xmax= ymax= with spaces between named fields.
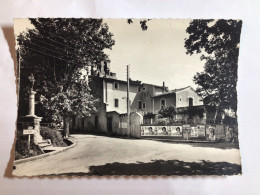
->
xmin=13 ymin=138 xmax=76 ymax=166
xmin=144 ymin=138 xmax=216 ymax=143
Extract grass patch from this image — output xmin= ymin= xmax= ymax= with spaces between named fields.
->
xmin=15 ymin=126 xmax=69 ymax=160
xmin=15 ymin=130 xmax=43 ymax=160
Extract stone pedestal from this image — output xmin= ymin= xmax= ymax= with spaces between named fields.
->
xmin=20 ymin=90 xmax=43 ymax=144
xmin=21 ymin=115 xmax=43 ymax=144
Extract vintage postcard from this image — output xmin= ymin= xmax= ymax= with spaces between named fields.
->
xmin=12 ymin=18 xmax=242 ymax=176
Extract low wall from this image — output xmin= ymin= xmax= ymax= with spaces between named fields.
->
xmin=141 ymin=124 xmax=238 ymax=142
xmin=107 ymin=112 xmax=143 ymax=138
xmin=141 ymin=125 xmax=184 ymax=137
xmin=130 ymin=112 xmax=143 ymax=138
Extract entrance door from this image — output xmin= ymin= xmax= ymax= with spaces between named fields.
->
xmin=107 ymin=117 xmax=112 ymax=133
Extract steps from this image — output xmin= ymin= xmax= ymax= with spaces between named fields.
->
xmin=38 ymin=140 xmax=54 ymax=153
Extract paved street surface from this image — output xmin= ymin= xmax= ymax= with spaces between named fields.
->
xmin=13 ymin=134 xmax=241 ymax=176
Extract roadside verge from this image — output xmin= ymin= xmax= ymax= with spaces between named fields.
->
xmin=13 ymin=138 xmax=76 ymax=166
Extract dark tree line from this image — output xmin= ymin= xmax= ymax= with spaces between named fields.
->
xmin=17 ymin=18 xmax=115 ymax=137
xmin=185 ymin=19 xmax=242 ymax=124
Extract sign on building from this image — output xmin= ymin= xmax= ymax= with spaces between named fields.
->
xmin=141 ymin=125 xmax=183 ymax=137
xmin=191 ymin=125 xmax=206 ymax=137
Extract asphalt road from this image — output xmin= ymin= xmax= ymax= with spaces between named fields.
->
xmin=12 ymin=134 xmax=241 ymax=176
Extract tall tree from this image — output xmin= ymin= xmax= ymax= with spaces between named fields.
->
xmin=17 ymin=18 xmax=115 ymax=137
xmin=185 ymin=19 xmax=242 ymax=123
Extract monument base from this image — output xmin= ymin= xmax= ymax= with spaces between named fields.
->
xmin=20 ymin=115 xmax=43 ymax=144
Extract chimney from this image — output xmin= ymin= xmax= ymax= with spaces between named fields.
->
xmin=163 ymin=81 xmax=165 ymax=93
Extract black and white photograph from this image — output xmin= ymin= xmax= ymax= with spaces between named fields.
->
xmin=12 ymin=18 xmax=242 ymax=176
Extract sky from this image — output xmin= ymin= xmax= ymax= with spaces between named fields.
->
xmin=103 ymin=19 xmax=204 ymax=89
xmin=14 ymin=18 xmax=205 ymax=90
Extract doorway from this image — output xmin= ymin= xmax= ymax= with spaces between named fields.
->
xmin=107 ymin=117 xmax=112 ymax=133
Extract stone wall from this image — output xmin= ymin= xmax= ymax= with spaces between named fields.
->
xmin=176 ymin=87 xmax=203 ymax=108
xmin=106 ymin=112 xmax=143 ymax=138
xmin=141 ymin=124 xmax=238 ymax=142
xmin=130 ymin=112 xmax=143 ymax=138
xmin=105 ymin=79 xmax=142 ymax=114
xmin=153 ymin=93 xmax=176 ymax=114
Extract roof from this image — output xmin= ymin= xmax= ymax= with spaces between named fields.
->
xmin=90 ymin=75 xmax=167 ymax=88
xmin=142 ymin=83 xmax=164 ymax=89
xmin=151 ymin=86 xmax=191 ymax=98
xmin=89 ymin=75 xmax=142 ymax=86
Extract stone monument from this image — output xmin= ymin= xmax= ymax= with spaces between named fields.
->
xmin=21 ymin=74 xmax=43 ymax=144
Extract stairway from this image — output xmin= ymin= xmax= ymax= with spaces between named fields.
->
xmin=38 ymin=139 xmax=54 ymax=153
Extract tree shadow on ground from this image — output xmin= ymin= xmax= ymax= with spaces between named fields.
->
xmin=44 ymin=159 xmax=241 ymax=176
xmin=161 ymin=141 xmax=240 ymax=150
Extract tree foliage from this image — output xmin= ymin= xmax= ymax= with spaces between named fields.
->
xmin=17 ymin=18 xmax=115 ymax=135
xmin=158 ymin=105 xmax=177 ymax=119
xmin=127 ymin=19 xmax=151 ymax=31
xmin=185 ymin=19 xmax=242 ymax=123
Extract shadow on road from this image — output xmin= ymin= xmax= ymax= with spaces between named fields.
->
xmin=160 ymin=142 xmax=240 ymax=150
xmin=43 ymin=159 xmax=241 ymax=176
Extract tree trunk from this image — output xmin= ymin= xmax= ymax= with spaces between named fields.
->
xmin=213 ymin=106 xmax=222 ymax=124
xmin=213 ymin=108 xmax=218 ymax=124
xmin=63 ymin=116 xmax=71 ymax=138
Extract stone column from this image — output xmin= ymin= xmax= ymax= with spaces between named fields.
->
xmin=28 ymin=91 xmax=36 ymax=116
xmin=23 ymin=90 xmax=43 ymax=143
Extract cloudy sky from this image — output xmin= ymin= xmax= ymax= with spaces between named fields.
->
xmin=14 ymin=18 xmax=205 ymax=90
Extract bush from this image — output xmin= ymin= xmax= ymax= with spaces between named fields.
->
xmin=40 ymin=126 xmax=68 ymax=147
xmin=15 ymin=129 xmax=43 ymax=160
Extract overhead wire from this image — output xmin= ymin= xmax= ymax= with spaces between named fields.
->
xmin=110 ymin=60 xmax=176 ymax=76
xmin=26 ymin=41 xmax=80 ymax=62
xmin=31 ymin=25 xmax=80 ymax=51
xmin=22 ymin=45 xmax=80 ymax=66
xmin=29 ymin=30 xmax=80 ymax=52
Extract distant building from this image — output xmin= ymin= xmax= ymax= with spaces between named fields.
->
xmin=71 ymin=59 xmax=207 ymax=133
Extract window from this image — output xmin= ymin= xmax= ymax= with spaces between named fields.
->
xmin=161 ymin=99 xmax=166 ymax=109
xmin=180 ymin=97 xmax=182 ymax=102
xmin=137 ymin=86 xmax=141 ymax=93
xmin=114 ymin=98 xmax=119 ymax=107
xmin=114 ymin=82 xmax=119 ymax=89
xmin=138 ymin=100 xmax=142 ymax=109
xmin=189 ymin=97 xmax=193 ymax=107
xmin=143 ymin=87 xmax=146 ymax=91
xmin=142 ymin=102 xmax=146 ymax=109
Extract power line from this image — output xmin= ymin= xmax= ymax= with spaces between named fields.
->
xmin=111 ymin=59 xmax=176 ymax=71
xmin=29 ymin=36 xmax=68 ymax=51
xmin=22 ymin=45 xmax=80 ymax=66
xmin=28 ymin=36 xmax=86 ymax=61
xmin=110 ymin=61 xmax=176 ymax=76
xmin=111 ymin=55 xmax=175 ymax=66
xmin=30 ymin=30 xmax=80 ymax=52
xmin=32 ymin=24 xmax=77 ymax=47
xmin=26 ymin=41 xmax=80 ymax=62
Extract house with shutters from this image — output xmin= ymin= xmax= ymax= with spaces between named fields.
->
xmin=71 ymin=59 xmax=206 ymax=133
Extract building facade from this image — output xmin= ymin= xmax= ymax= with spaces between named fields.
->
xmin=71 ymin=59 xmax=206 ymax=133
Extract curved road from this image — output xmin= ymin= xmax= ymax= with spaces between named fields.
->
xmin=13 ymin=134 xmax=241 ymax=176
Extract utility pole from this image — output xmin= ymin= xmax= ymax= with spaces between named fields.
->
xmin=127 ymin=65 xmax=130 ymax=137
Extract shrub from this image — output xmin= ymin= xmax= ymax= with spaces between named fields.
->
xmin=15 ymin=129 xmax=43 ymax=160
xmin=40 ymin=126 xmax=68 ymax=147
